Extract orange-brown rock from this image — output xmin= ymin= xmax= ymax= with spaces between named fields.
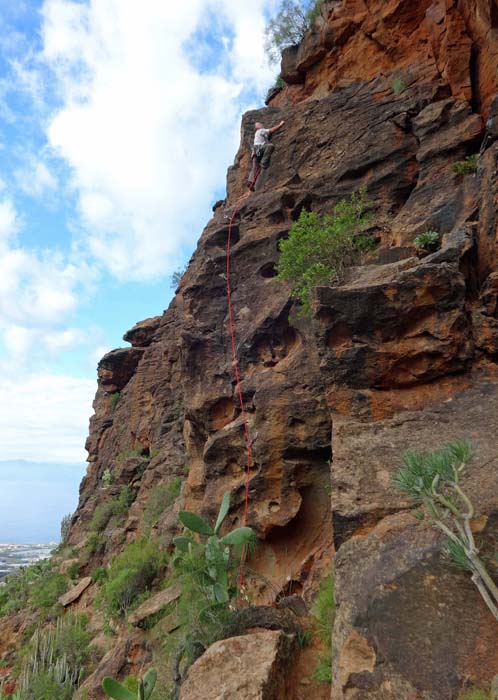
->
xmin=47 ymin=1 xmax=498 ymax=697
xmin=179 ymin=631 xmax=296 ymax=700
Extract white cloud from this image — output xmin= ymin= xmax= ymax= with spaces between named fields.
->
xmin=0 ymin=198 xmax=96 ymax=366
xmin=40 ymin=0 xmax=275 ymax=281
xmin=15 ymin=159 xmax=58 ymax=198
xmin=0 ymin=199 xmax=21 ymax=245
xmin=0 ymin=374 xmax=96 ymax=462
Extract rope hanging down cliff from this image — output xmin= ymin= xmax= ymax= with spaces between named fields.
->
xmin=225 ymin=120 xmax=285 ymax=585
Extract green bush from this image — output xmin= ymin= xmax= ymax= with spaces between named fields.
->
xmin=66 ymin=561 xmax=80 ymax=581
xmin=87 ymin=533 xmax=106 ymax=556
xmin=414 ymin=230 xmax=439 ymax=251
xmin=90 ymin=486 xmax=136 ymax=533
xmin=90 ymin=502 xmax=116 ymax=533
xmin=276 ymin=188 xmax=374 ymax=315
xmin=264 ymin=0 xmax=323 ymax=64
xmin=311 ymin=574 xmax=335 ymax=683
xmin=144 ymin=478 xmax=182 ymax=530
xmin=91 ymin=567 xmax=108 ymax=585
xmin=99 ymin=538 xmax=163 ymax=617
xmin=461 ymin=689 xmax=491 ymax=700
xmin=0 ymin=559 xmax=69 ymax=617
xmin=452 ymin=154 xmax=479 ymax=176
xmin=109 ymin=392 xmax=121 ymax=411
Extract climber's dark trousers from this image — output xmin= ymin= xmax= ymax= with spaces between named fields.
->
xmin=248 ymin=143 xmax=275 ymax=184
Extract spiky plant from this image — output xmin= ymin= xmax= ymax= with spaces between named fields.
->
xmin=393 ymin=441 xmax=498 ymax=621
xmin=15 ymin=614 xmax=92 ymax=699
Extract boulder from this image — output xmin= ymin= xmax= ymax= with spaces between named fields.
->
xmin=58 ymin=577 xmax=92 ymax=607
xmin=179 ymin=631 xmax=296 ymax=700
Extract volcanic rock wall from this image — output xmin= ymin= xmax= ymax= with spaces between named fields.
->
xmin=68 ymin=1 xmax=498 ymax=697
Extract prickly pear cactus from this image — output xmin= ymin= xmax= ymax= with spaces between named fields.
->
xmin=102 ymin=668 xmax=157 ymax=700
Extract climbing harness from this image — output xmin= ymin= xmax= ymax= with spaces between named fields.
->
xmin=225 ymin=162 xmax=261 ymax=588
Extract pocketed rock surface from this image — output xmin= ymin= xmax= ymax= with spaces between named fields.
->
xmin=3 ymin=1 xmax=498 ymax=698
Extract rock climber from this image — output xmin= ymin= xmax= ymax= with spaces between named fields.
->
xmin=248 ymin=119 xmax=285 ymax=190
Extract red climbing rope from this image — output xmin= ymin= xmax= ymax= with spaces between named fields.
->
xmin=226 ymin=156 xmax=261 ymax=588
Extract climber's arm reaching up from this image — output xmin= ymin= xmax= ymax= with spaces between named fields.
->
xmin=269 ymin=120 xmax=285 ymax=134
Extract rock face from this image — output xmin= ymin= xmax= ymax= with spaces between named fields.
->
xmin=54 ymin=0 xmax=498 ymax=698
xmin=179 ymin=631 xmax=296 ymax=700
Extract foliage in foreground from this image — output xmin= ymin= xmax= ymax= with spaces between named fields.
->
xmin=393 ymin=441 xmax=498 ymax=621
xmin=103 ymin=668 xmax=157 ymax=700
xmin=264 ymin=0 xmax=323 ymax=64
xmin=311 ymin=574 xmax=335 ymax=683
xmin=276 ymin=188 xmax=374 ymax=315
xmin=170 ymin=492 xmax=257 ymax=679
xmin=12 ymin=614 xmax=93 ymax=700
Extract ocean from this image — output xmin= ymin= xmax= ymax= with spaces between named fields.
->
xmin=0 ymin=461 xmax=84 ymax=544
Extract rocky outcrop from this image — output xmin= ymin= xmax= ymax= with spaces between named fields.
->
xmin=47 ymin=1 xmax=498 ymax=698
xmin=179 ymin=631 xmax=296 ymax=700
xmin=127 ymin=585 xmax=180 ymax=626
xmin=58 ymin=576 xmax=92 ymax=607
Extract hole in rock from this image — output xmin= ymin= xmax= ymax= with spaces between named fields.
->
xmin=291 ymin=194 xmax=312 ymax=221
xmin=280 ymin=192 xmax=296 ymax=210
xmin=280 ymin=579 xmax=303 ymax=597
xmin=249 ymin=324 xmax=300 ymax=367
xmin=469 ymin=44 xmax=481 ymax=114
xmin=262 ymin=483 xmax=330 ymax=581
xmin=326 ymin=322 xmax=353 ymax=350
xmin=207 ymin=225 xmax=240 ymax=248
xmin=275 ymin=229 xmax=290 ymax=251
xmin=492 ymin=1 xmax=498 ymax=29
xmin=259 ymin=262 xmax=278 ymax=278
xmin=268 ymin=210 xmax=285 ymax=224
xmin=210 ymin=397 xmax=236 ymax=431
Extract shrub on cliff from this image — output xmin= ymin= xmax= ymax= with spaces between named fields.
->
xmin=99 ymin=538 xmax=164 ymax=617
xmin=0 ymin=559 xmax=69 ymax=618
xmin=264 ymin=0 xmax=324 ymax=64
xmin=143 ymin=477 xmax=182 ymax=530
xmin=276 ymin=187 xmax=374 ymax=315
xmin=90 ymin=485 xmax=136 ymax=533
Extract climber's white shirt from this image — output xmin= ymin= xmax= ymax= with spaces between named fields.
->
xmin=254 ymin=128 xmax=270 ymax=145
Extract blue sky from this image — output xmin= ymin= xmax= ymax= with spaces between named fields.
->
xmin=0 ymin=0 xmax=278 ymax=477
